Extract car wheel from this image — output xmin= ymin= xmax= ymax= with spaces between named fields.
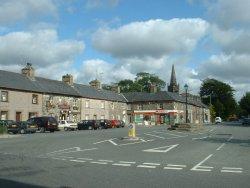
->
xmin=50 ymin=129 xmax=54 ymax=133
xmin=20 ymin=129 xmax=25 ymax=134
xmin=88 ymin=126 xmax=92 ymax=130
xmin=64 ymin=127 xmax=68 ymax=131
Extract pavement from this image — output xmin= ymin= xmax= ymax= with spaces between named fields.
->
xmin=0 ymin=123 xmax=249 ymax=188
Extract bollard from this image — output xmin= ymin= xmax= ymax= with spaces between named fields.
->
xmin=128 ymin=123 xmax=136 ymax=138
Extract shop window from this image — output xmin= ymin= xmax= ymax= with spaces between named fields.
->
xmin=1 ymin=91 xmax=8 ymax=102
xmin=32 ymin=94 xmax=38 ymax=104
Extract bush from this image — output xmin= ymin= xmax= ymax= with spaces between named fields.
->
xmin=0 ymin=125 xmax=7 ymax=134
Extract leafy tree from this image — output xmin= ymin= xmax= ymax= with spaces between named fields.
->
xmin=209 ymin=104 xmax=216 ymax=122
xmin=200 ymin=78 xmax=237 ymax=120
xmin=118 ymin=72 xmax=166 ymax=93
xmin=239 ymin=92 xmax=250 ymax=116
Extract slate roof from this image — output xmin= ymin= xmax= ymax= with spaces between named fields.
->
xmin=123 ymin=91 xmax=207 ymax=107
xmin=0 ymin=69 xmax=126 ymax=102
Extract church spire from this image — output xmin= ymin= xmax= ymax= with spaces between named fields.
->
xmin=168 ymin=64 xmax=179 ymax=93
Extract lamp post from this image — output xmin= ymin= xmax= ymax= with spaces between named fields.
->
xmin=184 ymin=84 xmax=188 ymax=123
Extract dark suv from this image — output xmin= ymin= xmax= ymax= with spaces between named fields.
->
xmin=27 ymin=116 xmax=58 ymax=133
xmin=3 ymin=120 xmax=19 ymax=134
xmin=77 ymin=120 xmax=100 ymax=130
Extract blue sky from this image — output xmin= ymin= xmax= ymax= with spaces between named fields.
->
xmin=0 ymin=0 xmax=250 ymax=100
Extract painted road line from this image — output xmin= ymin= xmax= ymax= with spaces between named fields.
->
xmin=70 ymin=159 xmax=86 ymax=163
xmin=119 ymin=161 xmax=136 ymax=164
xmin=118 ymin=139 xmax=154 ymax=146
xmin=52 ymin=157 xmax=66 ymax=160
xmin=209 ymin=128 xmax=215 ymax=132
xmin=112 ymin=163 xmax=131 ymax=167
xmin=47 ymin=147 xmax=98 ymax=155
xmin=164 ymin=167 xmax=183 ymax=170
xmin=167 ymin=164 xmax=187 ymax=168
xmin=98 ymin=160 xmax=114 ymax=163
xmin=54 ymin=156 xmax=74 ymax=159
xmin=93 ymin=138 xmax=117 ymax=145
xmin=144 ymin=133 xmax=165 ymax=139
xmin=191 ymin=154 xmax=214 ymax=172
xmin=192 ymin=136 xmax=208 ymax=140
xmin=216 ymin=143 xmax=226 ymax=151
xmin=227 ymin=136 xmax=233 ymax=141
xmin=221 ymin=170 xmax=242 ymax=173
xmin=222 ymin=167 xmax=243 ymax=170
xmin=153 ymin=131 xmax=185 ymax=138
xmin=90 ymin=161 xmax=108 ymax=165
xmin=108 ymin=139 xmax=118 ymax=146
xmin=143 ymin=163 xmax=161 ymax=166
xmin=143 ymin=144 xmax=179 ymax=153
xmin=137 ymin=165 xmax=156 ymax=169
xmin=77 ymin=158 xmax=93 ymax=161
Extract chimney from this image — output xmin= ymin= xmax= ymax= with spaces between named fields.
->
xmin=89 ymin=79 xmax=101 ymax=90
xmin=62 ymin=74 xmax=73 ymax=86
xmin=111 ymin=84 xmax=121 ymax=93
xmin=150 ymin=83 xmax=157 ymax=93
xmin=21 ymin=63 xmax=35 ymax=79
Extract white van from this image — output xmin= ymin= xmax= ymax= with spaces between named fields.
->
xmin=215 ymin=117 xmax=222 ymax=124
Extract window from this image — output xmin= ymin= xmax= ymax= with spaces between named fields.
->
xmin=1 ymin=91 xmax=8 ymax=102
xmin=85 ymin=100 xmax=90 ymax=108
xmin=137 ymin=104 xmax=143 ymax=110
xmin=0 ymin=111 xmax=8 ymax=120
xmin=85 ymin=114 xmax=89 ymax=120
xmin=29 ymin=112 xmax=37 ymax=118
xmin=32 ymin=94 xmax=38 ymax=104
xmin=73 ymin=98 xmax=77 ymax=106
xmin=117 ymin=115 xmax=120 ymax=120
xmin=101 ymin=101 xmax=105 ymax=109
xmin=157 ymin=103 xmax=163 ymax=109
xmin=111 ymin=102 xmax=114 ymax=109
xmin=101 ymin=115 xmax=105 ymax=120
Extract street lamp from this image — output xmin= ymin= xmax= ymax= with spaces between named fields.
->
xmin=184 ymin=84 xmax=188 ymax=123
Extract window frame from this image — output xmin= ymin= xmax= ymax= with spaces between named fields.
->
xmin=32 ymin=94 xmax=38 ymax=104
xmin=1 ymin=91 xmax=8 ymax=102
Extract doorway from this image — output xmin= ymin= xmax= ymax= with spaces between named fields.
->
xmin=16 ymin=112 xmax=22 ymax=122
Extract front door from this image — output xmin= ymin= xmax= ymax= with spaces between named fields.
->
xmin=16 ymin=112 xmax=22 ymax=122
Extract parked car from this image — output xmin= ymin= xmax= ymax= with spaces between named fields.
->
xmin=242 ymin=118 xmax=250 ymax=126
xmin=16 ymin=121 xmax=38 ymax=134
xmin=119 ymin=120 xmax=125 ymax=128
xmin=5 ymin=120 xmax=19 ymax=134
xmin=99 ymin=119 xmax=111 ymax=129
xmin=110 ymin=120 xmax=121 ymax=128
xmin=27 ymin=116 xmax=58 ymax=133
xmin=77 ymin=120 xmax=100 ymax=130
xmin=58 ymin=120 xmax=77 ymax=131
xmin=215 ymin=117 xmax=222 ymax=124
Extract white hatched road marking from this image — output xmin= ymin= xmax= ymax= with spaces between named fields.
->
xmin=164 ymin=167 xmax=183 ymax=170
xmin=191 ymin=154 xmax=214 ymax=172
xmin=143 ymin=144 xmax=179 ymax=153
xmin=221 ymin=170 xmax=242 ymax=173
xmin=222 ymin=167 xmax=242 ymax=170
xmin=77 ymin=158 xmax=93 ymax=161
xmin=227 ymin=136 xmax=233 ymax=141
xmin=216 ymin=143 xmax=226 ymax=151
xmin=167 ymin=164 xmax=187 ymax=168
xmin=52 ymin=157 xmax=66 ymax=160
xmin=98 ymin=160 xmax=114 ymax=163
xmin=192 ymin=136 xmax=209 ymax=140
xmin=119 ymin=161 xmax=136 ymax=164
xmin=93 ymin=138 xmax=117 ymax=145
xmin=47 ymin=147 xmax=97 ymax=155
xmin=153 ymin=131 xmax=185 ymax=138
xmin=143 ymin=163 xmax=161 ymax=166
xmin=108 ymin=139 xmax=118 ymax=146
xmin=144 ymin=133 xmax=165 ymax=139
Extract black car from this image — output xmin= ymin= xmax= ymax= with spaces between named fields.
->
xmin=77 ymin=120 xmax=100 ymax=130
xmin=16 ymin=121 xmax=38 ymax=134
xmin=99 ymin=119 xmax=111 ymax=129
xmin=242 ymin=118 xmax=250 ymax=126
xmin=5 ymin=120 xmax=19 ymax=134
xmin=27 ymin=116 xmax=58 ymax=133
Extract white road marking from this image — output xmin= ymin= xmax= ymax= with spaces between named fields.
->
xmin=222 ymin=167 xmax=242 ymax=170
xmin=192 ymin=136 xmax=208 ymax=140
xmin=167 ymin=164 xmax=187 ymax=168
xmin=70 ymin=159 xmax=86 ymax=163
xmin=227 ymin=136 xmax=233 ymax=141
xmin=55 ymin=156 xmax=74 ymax=159
xmin=216 ymin=143 xmax=226 ymax=151
xmin=52 ymin=157 xmax=66 ymax=160
xmin=90 ymin=161 xmax=107 ymax=165
xmin=191 ymin=154 xmax=214 ymax=172
xmin=139 ymin=138 xmax=147 ymax=142
xmin=93 ymin=138 xmax=117 ymax=145
xmin=118 ymin=139 xmax=154 ymax=146
xmin=77 ymin=158 xmax=93 ymax=161
xmin=209 ymin=128 xmax=215 ymax=132
xmin=112 ymin=163 xmax=131 ymax=167
xmin=98 ymin=160 xmax=114 ymax=163
xmin=153 ymin=131 xmax=185 ymax=138
xmin=144 ymin=133 xmax=165 ymax=139
xmin=108 ymin=139 xmax=118 ymax=146
xmin=143 ymin=163 xmax=161 ymax=166
xmin=221 ymin=170 xmax=242 ymax=173
xmin=119 ymin=161 xmax=136 ymax=164
xmin=47 ymin=147 xmax=97 ymax=155
xmin=137 ymin=165 xmax=156 ymax=169
xmin=143 ymin=144 xmax=179 ymax=153
xmin=164 ymin=167 xmax=183 ymax=170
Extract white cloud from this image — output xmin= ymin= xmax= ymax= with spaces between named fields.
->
xmin=0 ymin=29 xmax=84 ymax=79
xmin=0 ymin=0 xmax=57 ymax=25
xmin=85 ymin=0 xmax=120 ymax=9
xmin=93 ymin=18 xmax=209 ymax=58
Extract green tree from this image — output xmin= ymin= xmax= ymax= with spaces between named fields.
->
xmin=209 ymin=104 xmax=216 ymax=123
xmin=239 ymin=92 xmax=250 ymax=116
xmin=200 ymin=78 xmax=237 ymax=120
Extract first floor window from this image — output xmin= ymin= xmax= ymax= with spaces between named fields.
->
xmin=1 ymin=91 xmax=8 ymax=102
xmin=85 ymin=114 xmax=89 ymax=120
xmin=32 ymin=94 xmax=38 ymax=104
xmin=101 ymin=101 xmax=105 ymax=109
xmin=0 ymin=111 xmax=8 ymax=120
xmin=85 ymin=100 xmax=90 ymax=108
